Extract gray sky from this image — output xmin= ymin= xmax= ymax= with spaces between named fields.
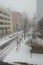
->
xmin=0 ymin=0 xmax=36 ymax=18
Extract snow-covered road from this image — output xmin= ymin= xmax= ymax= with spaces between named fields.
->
xmin=0 ymin=31 xmax=23 ymax=46
xmin=3 ymin=36 xmax=43 ymax=65
xmin=0 ymin=30 xmax=43 ymax=65
xmin=3 ymin=37 xmax=31 ymax=63
xmin=0 ymin=31 xmax=23 ymax=60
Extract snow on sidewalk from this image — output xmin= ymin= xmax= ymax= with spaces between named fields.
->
xmin=3 ymin=37 xmax=31 ymax=64
xmin=3 ymin=37 xmax=43 ymax=65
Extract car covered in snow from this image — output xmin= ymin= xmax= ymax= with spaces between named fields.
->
xmin=32 ymin=32 xmax=43 ymax=46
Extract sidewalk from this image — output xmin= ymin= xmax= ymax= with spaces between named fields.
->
xmin=3 ymin=37 xmax=31 ymax=64
xmin=3 ymin=36 xmax=43 ymax=65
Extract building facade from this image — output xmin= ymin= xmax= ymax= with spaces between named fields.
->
xmin=37 ymin=0 xmax=43 ymax=21
xmin=0 ymin=7 xmax=13 ymax=35
xmin=12 ymin=11 xmax=24 ymax=32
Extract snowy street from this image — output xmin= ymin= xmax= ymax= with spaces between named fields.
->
xmin=0 ymin=31 xmax=23 ymax=60
xmin=3 ymin=37 xmax=31 ymax=63
xmin=0 ymin=31 xmax=23 ymax=46
xmin=0 ymin=0 xmax=43 ymax=65
xmin=0 ymin=30 xmax=43 ymax=65
xmin=2 ymin=34 xmax=43 ymax=65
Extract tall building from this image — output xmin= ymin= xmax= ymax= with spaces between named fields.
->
xmin=37 ymin=0 xmax=43 ymax=21
xmin=12 ymin=11 xmax=24 ymax=31
xmin=0 ymin=7 xmax=13 ymax=35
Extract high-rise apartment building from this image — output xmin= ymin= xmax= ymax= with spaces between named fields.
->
xmin=0 ymin=7 xmax=13 ymax=35
xmin=37 ymin=0 xmax=43 ymax=21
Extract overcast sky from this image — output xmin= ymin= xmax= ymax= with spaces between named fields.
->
xmin=0 ymin=0 xmax=37 ymax=18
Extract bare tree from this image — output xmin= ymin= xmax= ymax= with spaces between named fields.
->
xmin=37 ymin=17 xmax=43 ymax=35
xmin=23 ymin=16 xmax=29 ymax=39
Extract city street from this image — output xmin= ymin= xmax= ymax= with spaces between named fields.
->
xmin=0 ymin=0 xmax=43 ymax=65
xmin=0 ymin=30 xmax=42 ymax=65
xmin=3 ymin=35 xmax=43 ymax=65
xmin=0 ymin=30 xmax=43 ymax=65
xmin=0 ymin=31 xmax=23 ymax=60
xmin=0 ymin=27 xmax=43 ymax=65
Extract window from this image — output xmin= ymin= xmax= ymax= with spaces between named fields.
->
xmin=0 ymin=10 xmax=10 ymax=16
xmin=0 ymin=16 xmax=10 ymax=21
xmin=0 ymin=16 xmax=3 ymax=19
xmin=8 ymin=23 xmax=10 ymax=25
xmin=4 ymin=18 xmax=10 ymax=21
xmin=8 ymin=27 xmax=10 ymax=29
xmin=5 ymin=22 xmax=7 ymax=25
xmin=4 ymin=13 xmax=10 ymax=16
xmin=0 ymin=22 xmax=3 ymax=25
xmin=0 ymin=27 xmax=4 ymax=30
xmin=8 ymin=19 xmax=10 ymax=21
xmin=0 ymin=10 xmax=2 ymax=13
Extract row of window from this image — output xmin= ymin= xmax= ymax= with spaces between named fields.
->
xmin=4 ymin=22 xmax=10 ymax=25
xmin=0 ymin=16 xmax=10 ymax=21
xmin=0 ymin=22 xmax=10 ymax=25
xmin=0 ymin=11 xmax=10 ymax=16
xmin=0 ymin=27 xmax=10 ymax=30
xmin=5 ymin=27 xmax=10 ymax=29
xmin=0 ymin=22 xmax=3 ymax=25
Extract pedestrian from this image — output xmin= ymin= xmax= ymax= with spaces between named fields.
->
xmin=30 ymin=47 xmax=32 ymax=58
xmin=16 ymin=37 xmax=20 ymax=51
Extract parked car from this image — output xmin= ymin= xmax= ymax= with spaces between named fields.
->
xmin=32 ymin=32 xmax=43 ymax=46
